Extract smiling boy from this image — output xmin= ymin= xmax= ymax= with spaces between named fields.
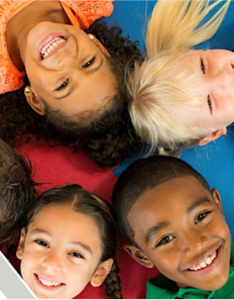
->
xmin=112 ymin=156 xmax=234 ymax=299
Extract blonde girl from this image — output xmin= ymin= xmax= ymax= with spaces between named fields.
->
xmin=127 ymin=0 xmax=232 ymax=154
xmin=16 ymin=184 xmax=122 ymax=299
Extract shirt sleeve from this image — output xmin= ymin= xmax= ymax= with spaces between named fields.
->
xmin=61 ymin=0 xmax=114 ymax=29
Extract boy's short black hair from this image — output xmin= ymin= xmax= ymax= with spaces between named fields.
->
xmin=112 ymin=155 xmax=210 ymax=247
xmin=0 ymin=139 xmax=36 ymax=245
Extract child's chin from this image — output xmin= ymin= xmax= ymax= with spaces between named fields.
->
xmin=195 ymin=277 xmax=229 ymax=292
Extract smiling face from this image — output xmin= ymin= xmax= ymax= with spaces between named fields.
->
xmin=21 ymin=21 xmax=117 ymax=117
xmin=16 ymin=205 xmax=106 ymax=299
xmin=126 ymin=176 xmax=231 ymax=291
xmin=172 ymin=49 xmax=234 ymax=134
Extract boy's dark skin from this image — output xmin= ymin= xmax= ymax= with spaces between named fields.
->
xmin=112 ymin=156 xmax=231 ymax=292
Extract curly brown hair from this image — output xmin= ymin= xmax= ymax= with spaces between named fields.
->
xmin=0 ymin=23 xmax=144 ymax=168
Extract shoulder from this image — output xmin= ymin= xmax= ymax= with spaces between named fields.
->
xmin=0 ymin=1 xmax=33 ymax=25
xmin=60 ymin=0 xmax=114 ymax=28
xmin=146 ymin=275 xmax=177 ymax=299
xmin=0 ymin=1 xmax=28 ymax=94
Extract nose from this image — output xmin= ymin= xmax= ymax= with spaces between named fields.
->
xmin=42 ymin=47 xmax=77 ymax=71
xmin=212 ymin=67 xmax=228 ymax=80
xmin=208 ymin=58 xmax=232 ymax=86
xmin=56 ymin=50 xmax=77 ymax=68
xmin=181 ymin=230 xmax=208 ymax=257
xmin=42 ymin=250 xmax=63 ymax=272
xmin=208 ymin=68 xmax=233 ymax=95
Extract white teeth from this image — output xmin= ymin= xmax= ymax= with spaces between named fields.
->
xmin=40 ymin=36 xmax=66 ymax=59
xmin=200 ymin=262 xmax=206 ymax=268
xmin=189 ymin=251 xmax=217 ymax=271
xmin=38 ymin=276 xmax=61 ymax=287
xmin=206 ymin=257 xmax=212 ymax=265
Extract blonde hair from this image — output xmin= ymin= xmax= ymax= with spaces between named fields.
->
xmin=128 ymin=0 xmax=230 ymax=154
xmin=146 ymin=0 xmax=230 ymax=57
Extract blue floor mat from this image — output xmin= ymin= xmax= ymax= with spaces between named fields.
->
xmin=181 ymin=126 xmax=234 ymax=239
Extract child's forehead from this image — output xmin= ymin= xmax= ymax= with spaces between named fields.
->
xmin=126 ymin=176 xmax=216 ymax=238
xmin=28 ymin=204 xmax=101 ymax=237
xmin=130 ymin=176 xmax=210 ymax=214
xmin=30 ymin=204 xmax=90 ymax=226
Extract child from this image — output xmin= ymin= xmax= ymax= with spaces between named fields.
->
xmin=112 ymin=155 xmax=234 ymax=298
xmin=0 ymin=1 xmax=143 ymax=168
xmin=127 ymin=0 xmax=232 ymax=155
xmin=0 ymin=138 xmax=36 ymax=246
xmin=16 ymin=184 xmax=122 ymax=299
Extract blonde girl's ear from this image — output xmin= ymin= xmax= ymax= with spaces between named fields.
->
xmin=124 ymin=244 xmax=154 ymax=269
xmin=16 ymin=228 xmax=27 ymax=260
xmin=198 ymin=127 xmax=227 ymax=146
xmin=24 ymin=86 xmax=45 ymax=116
xmin=90 ymin=258 xmax=113 ymax=287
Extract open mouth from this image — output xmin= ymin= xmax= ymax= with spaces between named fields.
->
xmin=40 ymin=36 xmax=67 ymax=60
xmin=188 ymin=249 xmax=218 ymax=271
xmin=35 ymin=273 xmax=65 ymax=288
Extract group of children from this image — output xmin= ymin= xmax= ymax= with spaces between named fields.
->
xmin=1 ymin=139 xmax=234 ymax=299
xmin=1 ymin=0 xmax=234 ymax=298
xmin=0 ymin=0 xmax=234 ymax=164
xmin=2 ymin=0 xmax=233 ymax=169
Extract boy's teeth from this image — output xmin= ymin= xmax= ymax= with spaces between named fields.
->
xmin=38 ymin=276 xmax=61 ymax=287
xmin=189 ymin=251 xmax=216 ymax=271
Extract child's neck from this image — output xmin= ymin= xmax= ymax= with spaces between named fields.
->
xmin=176 ymin=282 xmax=189 ymax=289
xmin=6 ymin=1 xmax=71 ymax=71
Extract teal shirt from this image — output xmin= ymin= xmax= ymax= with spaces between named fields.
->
xmin=146 ymin=243 xmax=234 ymax=299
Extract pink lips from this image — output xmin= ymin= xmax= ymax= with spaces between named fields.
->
xmin=38 ymin=33 xmax=68 ymax=61
xmin=186 ymin=247 xmax=220 ymax=275
xmin=34 ymin=273 xmax=65 ymax=291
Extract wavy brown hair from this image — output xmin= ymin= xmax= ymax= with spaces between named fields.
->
xmin=0 ymin=139 xmax=36 ymax=246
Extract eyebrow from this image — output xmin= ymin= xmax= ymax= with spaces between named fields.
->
xmin=145 ymin=222 xmax=170 ymax=244
xmin=31 ymin=228 xmax=51 ymax=236
xmin=54 ymin=57 xmax=104 ymax=101
xmin=187 ymin=197 xmax=211 ymax=214
xmin=90 ymin=56 xmax=103 ymax=74
xmin=30 ymin=229 xmax=93 ymax=255
xmin=145 ymin=197 xmax=211 ymax=244
xmin=54 ymin=86 xmax=74 ymax=100
xmin=71 ymin=241 xmax=93 ymax=255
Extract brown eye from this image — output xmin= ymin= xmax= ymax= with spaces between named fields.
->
xmin=201 ymin=58 xmax=205 ymax=74
xmin=195 ymin=211 xmax=211 ymax=224
xmin=34 ymin=239 xmax=48 ymax=247
xmin=82 ymin=56 xmax=95 ymax=68
xmin=56 ymin=78 xmax=68 ymax=91
xmin=70 ymin=252 xmax=84 ymax=259
xmin=156 ymin=235 xmax=174 ymax=247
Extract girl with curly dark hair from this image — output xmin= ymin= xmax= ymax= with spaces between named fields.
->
xmin=0 ymin=1 xmax=144 ymax=167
